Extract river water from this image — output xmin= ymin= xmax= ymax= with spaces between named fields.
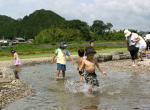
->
xmin=3 ymin=62 xmax=150 ymax=110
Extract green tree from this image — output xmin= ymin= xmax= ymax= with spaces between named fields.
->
xmin=60 ymin=20 xmax=91 ymax=41
xmin=90 ymin=20 xmax=106 ymax=35
xmin=105 ymin=23 xmax=113 ymax=31
xmin=34 ymin=27 xmax=82 ymax=44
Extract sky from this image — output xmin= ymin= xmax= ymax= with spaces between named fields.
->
xmin=0 ymin=0 xmax=150 ymax=31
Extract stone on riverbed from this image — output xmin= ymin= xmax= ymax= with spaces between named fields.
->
xmin=95 ymin=52 xmax=131 ymax=62
xmin=112 ymin=55 xmax=120 ymax=60
xmin=0 ymin=67 xmax=15 ymax=79
xmin=95 ymin=53 xmax=112 ymax=62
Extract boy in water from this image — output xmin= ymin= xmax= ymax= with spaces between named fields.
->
xmin=51 ymin=41 xmax=74 ymax=80
xmin=79 ymin=48 xmax=108 ymax=93
xmin=77 ymin=49 xmax=85 ymax=82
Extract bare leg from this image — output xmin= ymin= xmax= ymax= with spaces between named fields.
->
xmin=88 ymin=85 xmax=93 ymax=94
xmin=140 ymin=52 xmax=143 ymax=61
xmin=62 ymin=71 xmax=65 ymax=79
xmin=80 ymin=76 xmax=84 ymax=82
xmin=15 ymin=65 xmax=20 ymax=79
xmin=56 ymin=70 xmax=60 ymax=80
xmin=132 ymin=60 xmax=137 ymax=66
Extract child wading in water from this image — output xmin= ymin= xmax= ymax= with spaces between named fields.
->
xmin=51 ymin=41 xmax=74 ymax=80
xmin=79 ymin=47 xmax=108 ymax=93
xmin=77 ymin=49 xmax=85 ymax=82
xmin=10 ymin=49 xmax=21 ymax=79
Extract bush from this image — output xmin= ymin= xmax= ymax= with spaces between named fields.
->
xmin=34 ymin=27 xmax=83 ymax=44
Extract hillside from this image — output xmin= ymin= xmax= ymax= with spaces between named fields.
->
xmin=0 ymin=9 xmax=65 ymax=39
xmin=0 ymin=15 xmax=15 ymax=25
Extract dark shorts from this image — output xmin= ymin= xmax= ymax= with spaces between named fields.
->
xmin=129 ymin=46 xmax=139 ymax=60
xmin=84 ymin=72 xmax=99 ymax=86
xmin=57 ymin=63 xmax=66 ymax=72
xmin=79 ymin=70 xmax=84 ymax=76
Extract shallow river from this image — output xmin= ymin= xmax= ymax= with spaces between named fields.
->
xmin=3 ymin=62 xmax=150 ymax=110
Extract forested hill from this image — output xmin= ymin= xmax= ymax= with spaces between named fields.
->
xmin=0 ymin=9 xmax=124 ymax=42
xmin=0 ymin=9 xmax=65 ymax=39
xmin=0 ymin=15 xmax=15 ymax=25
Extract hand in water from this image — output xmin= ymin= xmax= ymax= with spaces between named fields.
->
xmin=102 ymin=72 xmax=109 ymax=78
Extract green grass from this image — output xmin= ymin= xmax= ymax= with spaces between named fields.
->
xmin=0 ymin=48 xmax=127 ymax=61
xmin=97 ymin=48 xmax=127 ymax=53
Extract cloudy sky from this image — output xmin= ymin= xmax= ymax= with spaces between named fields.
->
xmin=0 ymin=0 xmax=150 ymax=31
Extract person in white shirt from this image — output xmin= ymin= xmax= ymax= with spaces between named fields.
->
xmin=137 ymin=36 xmax=147 ymax=61
xmin=124 ymin=30 xmax=140 ymax=66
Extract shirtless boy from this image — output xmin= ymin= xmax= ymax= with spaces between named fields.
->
xmin=79 ymin=47 xmax=108 ymax=93
xmin=77 ymin=49 xmax=85 ymax=82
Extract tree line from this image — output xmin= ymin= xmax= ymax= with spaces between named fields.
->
xmin=0 ymin=9 xmax=124 ymax=43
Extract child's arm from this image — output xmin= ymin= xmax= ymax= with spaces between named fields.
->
xmin=66 ymin=50 xmax=74 ymax=64
xmin=51 ymin=54 xmax=57 ymax=63
xmin=68 ymin=56 xmax=74 ymax=64
xmin=14 ymin=53 xmax=17 ymax=60
xmin=95 ymin=61 xmax=108 ymax=77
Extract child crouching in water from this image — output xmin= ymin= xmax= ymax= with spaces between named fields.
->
xmin=79 ymin=47 xmax=108 ymax=93
xmin=10 ymin=49 xmax=21 ymax=79
xmin=77 ymin=49 xmax=85 ymax=82
xmin=51 ymin=41 xmax=74 ymax=80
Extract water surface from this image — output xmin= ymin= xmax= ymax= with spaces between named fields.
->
xmin=3 ymin=62 xmax=150 ymax=110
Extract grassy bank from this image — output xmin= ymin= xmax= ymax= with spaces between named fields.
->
xmin=0 ymin=41 xmax=126 ymax=61
xmin=0 ymin=47 xmax=127 ymax=61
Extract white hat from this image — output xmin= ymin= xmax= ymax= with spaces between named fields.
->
xmin=124 ymin=29 xmax=131 ymax=37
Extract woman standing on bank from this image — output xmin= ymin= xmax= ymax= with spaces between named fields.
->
xmin=124 ymin=30 xmax=140 ymax=66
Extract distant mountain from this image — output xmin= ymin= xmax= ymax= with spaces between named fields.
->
xmin=0 ymin=15 xmax=15 ymax=25
xmin=0 ymin=9 xmax=65 ymax=39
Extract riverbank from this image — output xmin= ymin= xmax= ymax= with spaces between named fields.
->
xmin=100 ymin=59 xmax=150 ymax=74
xmin=0 ymin=80 xmax=32 ymax=108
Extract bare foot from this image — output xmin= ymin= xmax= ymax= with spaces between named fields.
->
xmin=56 ymin=77 xmax=59 ymax=81
xmin=88 ymin=88 xmax=93 ymax=94
xmin=132 ymin=64 xmax=137 ymax=67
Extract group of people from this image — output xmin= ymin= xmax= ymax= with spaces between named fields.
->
xmin=124 ymin=30 xmax=150 ymax=66
xmin=10 ymin=30 xmax=150 ymax=93
xmin=51 ymin=41 xmax=108 ymax=93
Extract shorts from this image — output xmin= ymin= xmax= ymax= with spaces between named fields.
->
xmin=84 ymin=72 xmax=99 ymax=86
xmin=129 ymin=46 xmax=139 ymax=60
xmin=57 ymin=63 xmax=66 ymax=72
xmin=79 ymin=70 xmax=84 ymax=76
xmin=139 ymin=46 xmax=146 ymax=53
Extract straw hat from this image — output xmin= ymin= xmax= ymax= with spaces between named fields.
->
xmin=124 ymin=30 xmax=131 ymax=37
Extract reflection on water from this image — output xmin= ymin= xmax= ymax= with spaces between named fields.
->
xmin=2 ymin=62 xmax=150 ymax=110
